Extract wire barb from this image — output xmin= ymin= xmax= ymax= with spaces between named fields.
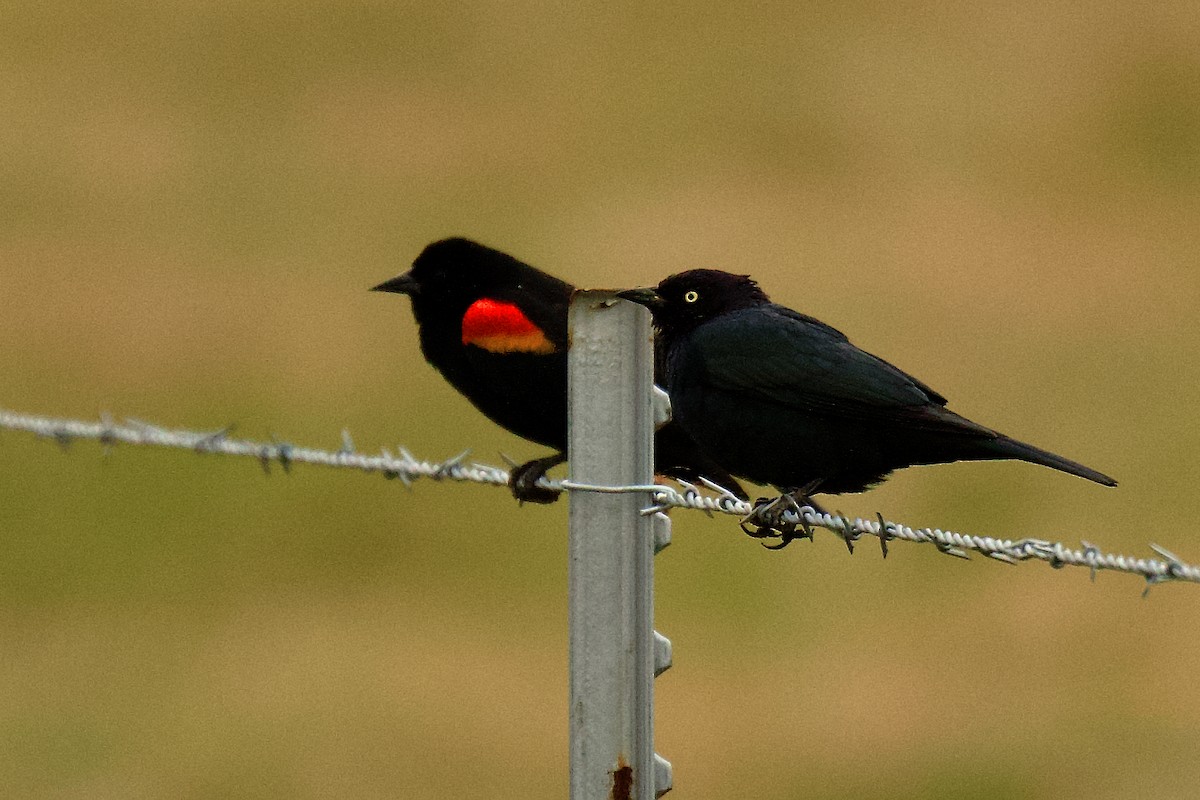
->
xmin=1 ymin=407 xmax=1196 ymax=591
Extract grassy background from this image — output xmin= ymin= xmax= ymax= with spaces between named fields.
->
xmin=2 ymin=2 xmax=1198 ymax=797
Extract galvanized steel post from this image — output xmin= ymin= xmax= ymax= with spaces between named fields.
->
xmin=568 ymin=290 xmax=673 ymax=799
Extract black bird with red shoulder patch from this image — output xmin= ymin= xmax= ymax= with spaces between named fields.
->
xmin=372 ymin=238 xmax=746 ymax=503
xmin=619 ymin=270 xmax=1115 ymax=538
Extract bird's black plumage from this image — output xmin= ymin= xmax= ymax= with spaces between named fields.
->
xmin=372 ymin=239 xmax=746 ymax=503
xmin=375 ymin=238 xmax=571 ymax=450
xmin=620 ymin=269 xmax=1116 ymax=498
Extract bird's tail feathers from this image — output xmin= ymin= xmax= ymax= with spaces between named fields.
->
xmin=986 ymin=435 xmax=1117 ymax=487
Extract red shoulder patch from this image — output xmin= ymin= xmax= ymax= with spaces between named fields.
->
xmin=461 ymin=298 xmax=557 ymax=354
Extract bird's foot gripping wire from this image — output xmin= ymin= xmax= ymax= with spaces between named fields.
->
xmin=741 ymin=493 xmax=815 ymax=550
xmin=507 ymin=452 xmax=567 ymax=505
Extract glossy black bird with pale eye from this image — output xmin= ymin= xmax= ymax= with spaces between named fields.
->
xmin=619 ymin=270 xmax=1115 ymax=508
xmin=372 ymin=238 xmax=746 ymax=503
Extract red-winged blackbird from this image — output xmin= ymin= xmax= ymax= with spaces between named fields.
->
xmin=372 ymin=238 xmax=746 ymax=504
xmin=620 ymin=270 xmax=1115 ymax=538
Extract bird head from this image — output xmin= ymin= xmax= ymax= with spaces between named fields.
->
xmin=372 ymin=238 xmax=571 ymax=353
xmin=371 ymin=237 xmax=506 ymax=304
xmin=619 ymin=269 xmax=770 ymax=335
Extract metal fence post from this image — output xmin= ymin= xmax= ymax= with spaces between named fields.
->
xmin=568 ymin=290 xmax=673 ymax=799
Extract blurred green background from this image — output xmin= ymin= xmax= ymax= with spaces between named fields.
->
xmin=2 ymin=2 xmax=1198 ymax=798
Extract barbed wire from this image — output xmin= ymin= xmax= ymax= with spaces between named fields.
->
xmin=1 ymin=407 xmax=1195 ymax=593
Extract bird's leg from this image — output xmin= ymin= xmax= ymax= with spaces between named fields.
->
xmin=509 ymin=452 xmax=568 ymax=505
xmin=741 ymin=480 xmax=825 ymax=549
xmin=740 ymin=495 xmax=792 ymax=542
xmin=759 ymin=494 xmax=806 ymax=550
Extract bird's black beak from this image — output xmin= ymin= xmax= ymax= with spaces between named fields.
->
xmin=371 ymin=272 xmax=420 ymax=295
xmin=616 ymin=287 xmax=664 ymax=310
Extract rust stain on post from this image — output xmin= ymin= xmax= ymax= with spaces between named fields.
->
xmin=611 ymin=756 xmax=633 ymax=800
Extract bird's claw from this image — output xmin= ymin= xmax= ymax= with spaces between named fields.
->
xmin=740 ymin=495 xmax=814 ymax=550
xmin=508 ymin=453 xmax=567 ymax=505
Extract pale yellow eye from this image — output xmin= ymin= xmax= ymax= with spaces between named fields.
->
xmin=684 ymin=290 xmax=699 ymax=303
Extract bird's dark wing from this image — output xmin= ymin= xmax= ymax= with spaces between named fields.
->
xmin=496 ymin=275 xmax=573 ymax=349
xmin=687 ymin=305 xmax=993 ymax=436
